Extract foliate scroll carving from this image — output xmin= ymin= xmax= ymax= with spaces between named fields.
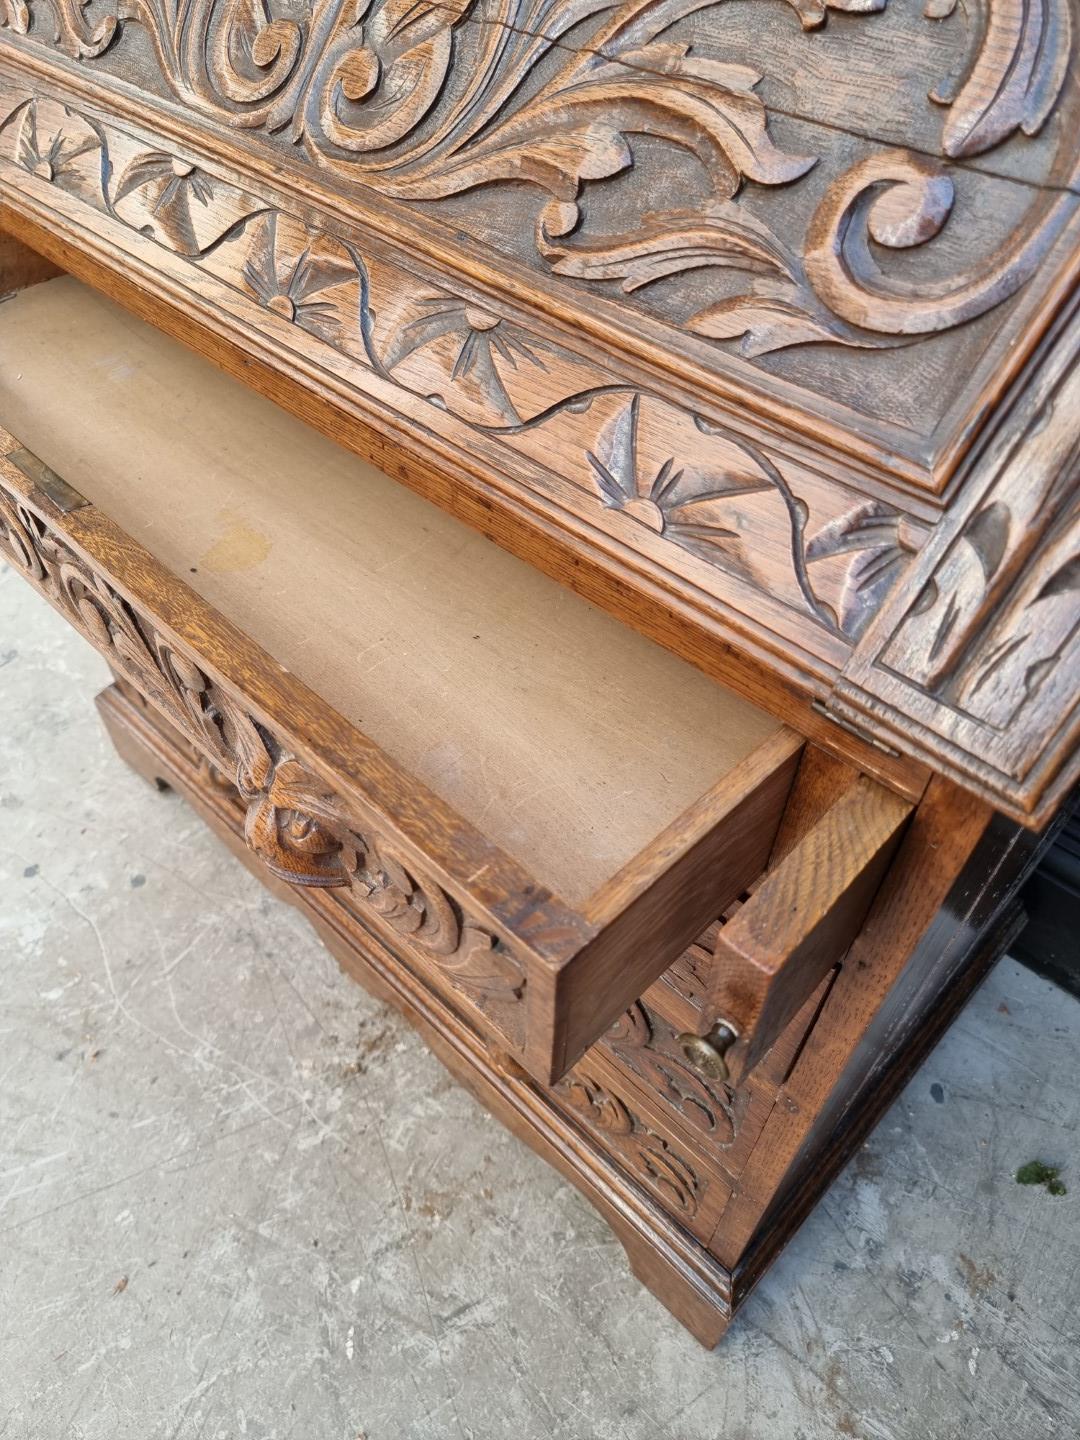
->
xmin=0 ymin=485 xmax=527 ymax=1025
xmin=877 ymin=358 xmax=1080 ymax=737
xmin=559 ymin=1062 xmax=704 ymax=1220
xmin=926 ymin=0 xmax=1072 ymax=160
xmin=829 ymin=315 xmax=1080 ymax=822
xmin=1 ymin=0 xmax=1072 ymax=358
xmin=603 ymin=1002 xmax=740 ymax=1144
xmin=804 ymin=148 xmax=1073 ymax=338
xmin=0 ymin=92 xmax=927 ymax=644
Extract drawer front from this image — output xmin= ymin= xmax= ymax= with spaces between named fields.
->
xmin=0 ymin=423 xmax=800 ymax=1085
xmin=553 ymin=1059 xmax=731 ymax=1243
xmin=112 ymin=684 xmax=535 ymax=1052
xmin=599 ymin=999 xmax=744 ymax=1148
xmin=592 ymin=974 xmax=834 ymax=1187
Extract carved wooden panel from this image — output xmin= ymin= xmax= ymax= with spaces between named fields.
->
xmin=1 ymin=0 xmax=1078 ymax=479
xmin=600 ymin=999 xmax=742 ymax=1145
xmin=0 ymin=0 xmax=1077 ymax=822
xmin=0 ymin=84 xmax=934 ymax=660
xmin=554 ymin=1058 xmax=731 ymax=1240
xmin=833 ymin=304 xmax=1080 ymax=826
xmin=0 ymin=455 xmax=534 ymax=1043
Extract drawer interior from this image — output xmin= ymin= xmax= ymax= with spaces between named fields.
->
xmin=1 ymin=277 xmax=785 ymax=907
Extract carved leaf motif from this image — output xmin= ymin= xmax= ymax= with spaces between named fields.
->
xmin=538 ymin=204 xmax=883 ymax=356
xmin=0 ymin=485 xmax=527 ymax=1021
xmin=113 ymin=151 xmax=228 ymax=256
xmin=239 ymin=213 xmax=362 ymax=335
xmin=929 ymin=0 xmax=1073 ymax=159
xmin=7 ymin=99 xmax=100 ymax=185
xmin=393 ymin=39 xmax=814 ymax=212
xmin=605 ymin=1002 xmax=738 ymax=1142
xmin=43 ymin=0 xmax=116 ymax=57
xmin=585 ymin=394 xmax=768 ymax=558
xmin=1034 ymin=554 xmax=1080 ymax=602
xmin=560 ymin=1064 xmax=701 ymax=1216
xmin=199 ymin=0 xmax=304 ymax=108
xmin=538 ymin=205 xmax=790 ymax=291
xmin=0 ymin=0 xmax=29 ymax=36
xmin=805 ymin=503 xmax=922 ymax=641
xmin=309 ymin=0 xmax=474 ymax=154
xmin=804 ymin=148 xmax=1072 ymax=337
xmin=689 ymin=278 xmax=864 ymax=356
xmin=381 ymin=297 xmax=547 ymax=424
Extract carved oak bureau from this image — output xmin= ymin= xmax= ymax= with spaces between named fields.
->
xmin=0 ymin=0 xmax=1077 ymax=1345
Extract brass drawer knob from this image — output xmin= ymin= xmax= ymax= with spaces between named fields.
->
xmin=677 ymin=1023 xmax=739 ymax=1083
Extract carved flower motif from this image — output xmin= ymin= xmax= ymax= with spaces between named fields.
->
xmin=586 ymin=394 xmax=769 ymax=553
xmin=113 ymin=151 xmax=218 ymax=256
xmin=241 ymin=213 xmax=361 ymax=334
xmin=8 ymin=99 xmax=99 ymax=184
xmin=383 ymin=297 xmax=546 ymax=423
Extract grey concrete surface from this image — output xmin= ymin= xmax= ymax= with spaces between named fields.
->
xmin=1 ymin=570 xmax=1078 ymax=1440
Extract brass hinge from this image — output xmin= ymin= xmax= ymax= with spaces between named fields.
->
xmin=8 ymin=446 xmax=89 ymax=513
xmin=811 ymin=698 xmax=901 ymax=758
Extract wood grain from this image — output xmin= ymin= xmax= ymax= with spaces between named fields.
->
xmin=706 ymin=775 xmax=912 ymax=1080
xmin=0 ymin=406 xmax=801 ymax=1086
xmin=708 ymin=777 xmax=1001 ymax=1269
xmin=0 ymin=226 xmax=58 ymax=293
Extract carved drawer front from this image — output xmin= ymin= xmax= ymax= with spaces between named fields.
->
xmin=592 ymin=961 xmax=833 ymax=1189
xmin=598 ymin=997 xmax=748 ymax=1153
xmin=0 ymin=275 xmax=806 ymax=1086
xmin=552 ymin=1058 xmax=731 ymax=1243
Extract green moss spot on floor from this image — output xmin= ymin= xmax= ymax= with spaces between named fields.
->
xmin=1016 ymin=1160 xmax=1067 ymax=1195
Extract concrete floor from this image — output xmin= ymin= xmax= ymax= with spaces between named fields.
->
xmin=1 ymin=571 xmax=1078 ymax=1440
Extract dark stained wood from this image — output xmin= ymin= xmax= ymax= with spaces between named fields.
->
xmin=706 ymin=775 xmax=912 ymax=1080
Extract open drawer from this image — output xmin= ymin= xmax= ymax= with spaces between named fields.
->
xmin=1 ymin=276 xmax=807 ymax=1083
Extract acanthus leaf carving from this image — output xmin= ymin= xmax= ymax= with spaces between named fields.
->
xmin=537 ymin=202 xmax=876 ymax=356
xmin=6 ymin=0 xmax=1072 ymax=363
xmin=559 ymin=1062 xmax=704 ymax=1217
xmin=604 ymin=1001 xmax=740 ymax=1143
xmin=803 ymin=148 xmax=1073 ymax=338
xmin=926 ymin=0 xmax=1072 ymax=160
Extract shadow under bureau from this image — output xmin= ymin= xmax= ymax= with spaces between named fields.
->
xmin=0 ymin=1 xmax=1077 ymax=1341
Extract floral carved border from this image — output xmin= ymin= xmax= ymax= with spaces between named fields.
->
xmin=0 ymin=90 xmax=932 ymax=643
xmin=0 ymin=470 xmax=528 ymax=1037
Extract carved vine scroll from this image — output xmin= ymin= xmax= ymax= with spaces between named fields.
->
xmin=0 ymin=91 xmax=929 ymax=644
xmin=0 ymin=480 xmax=528 ymax=1031
xmin=558 ymin=1061 xmax=706 ymax=1221
xmin=0 ymin=0 xmax=1073 ymax=355
xmin=603 ymin=1001 xmax=740 ymax=1144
